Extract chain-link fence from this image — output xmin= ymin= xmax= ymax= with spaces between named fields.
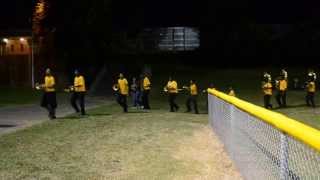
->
xmin=208 ymin=90 xmax=320 ymax=180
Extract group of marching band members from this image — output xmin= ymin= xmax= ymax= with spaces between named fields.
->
xmin=40 ymin=67 xmax=320 ymax=119
xmin=36 ymin=68 xmax=86 ymax=119
xmin=36 ymin=67 xmax=239 ymax=119
xmin=262 ymin=68 xmax=317 ymax=109
xmin=112 ymin=73 xmax=202 ymax=114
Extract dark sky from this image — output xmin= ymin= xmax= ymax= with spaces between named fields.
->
xmin=1 ymin=0 xmax=320 ymax=30
xmin=0 ymin=1 xmax=33 ymax=29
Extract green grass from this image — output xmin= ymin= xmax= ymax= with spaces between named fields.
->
xmin=0 ymin=88 xmax=41 ymax=107
xmin=0 ymin=67 xmax=319 ymax=179
xmin=0 ymin=100 xmax=219 ymax=179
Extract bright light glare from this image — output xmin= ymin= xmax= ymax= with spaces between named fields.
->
xmin=3 ymin=38 xmax=9 ymax=43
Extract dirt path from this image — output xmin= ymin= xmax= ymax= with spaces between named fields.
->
xmin=0 ymin=96 xmax=110 ymax=136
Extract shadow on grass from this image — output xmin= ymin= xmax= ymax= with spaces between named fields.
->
xmin=0 ymin=124 xmax=16 ymax=128
xmin=127 ymin=111 xmax=150 ymax=114
xmin=57 ymin=113 xmax=113 ymax=120
xmin=273 ymin=104 xmax=308 ymax=110
xmin=88 ymin=113 xmax=112 ymax=117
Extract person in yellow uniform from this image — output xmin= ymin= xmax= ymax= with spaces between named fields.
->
xmin=117 ymin=73 xmax=129 ymax=112
xmin=275 ymin=75 xmax=287 ymax=108
xmin=185 ymin=80 xmax=199 ymax=114
xmin=40 ymin=68 xmax=57 ymax=119
xmin=71 ymin=70 xmax=86 ymax=115
xmin=306 ymin=78 xmax=316 ymax=108
xmin=262 ymin=79 xmax=273 ymax=109
xmin=142 ymin=73 xmax=151 ymax=110
xmin=165 ymin=76 xmax=179 ymax=112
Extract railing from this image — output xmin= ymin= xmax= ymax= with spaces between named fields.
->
xmin=208 ymin=89 xmax=320 ymax=180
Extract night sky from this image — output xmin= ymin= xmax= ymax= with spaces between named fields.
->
xmin=2 ymin=0 xmax=320 ymax=66
xmin=0 ymin=1 xmax=32 ymax=29
xmin=1 ymin=0 xmax=320 ymax=29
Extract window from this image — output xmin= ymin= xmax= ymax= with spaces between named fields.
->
xmin=20 ymin=44 xmax=24 ymax=52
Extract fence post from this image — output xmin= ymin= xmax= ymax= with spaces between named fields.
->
xmin=280 ymin=132 xmax=289 ymax=180
xmin=229 ymin=104 xmax=235 ymax=159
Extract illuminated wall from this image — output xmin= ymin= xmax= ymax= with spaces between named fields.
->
xmin=142 ymin=27 xmax=200 ymax=51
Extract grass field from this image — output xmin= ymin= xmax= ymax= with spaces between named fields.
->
xmin=0 ymin=101 xmax=241 ymax=179
xmin=0 ymin=88 xmax=41 ymax=107
xmin=0 ymin=67 xmax=319 ymax=179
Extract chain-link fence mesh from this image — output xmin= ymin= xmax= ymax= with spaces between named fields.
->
xmin=209 ymin=94 xmax=320 ymax=180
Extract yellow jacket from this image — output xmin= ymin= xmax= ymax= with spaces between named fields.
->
xmin=44 ymin=75 xmax=55 ymax=92
xmin=143 ymin=77 xmax=151 ymax=90
xmin=167 ymin=80 xmax=178 ymax=93
xmin=190 ymin=84 xmax=198 ymax=95
xmin=307 ymin=82 xmax=316 ymax=93
xmin=279 ymin=80 xmax=287 ymax=91
xmin=263 ymin=82 xmax=272 ymax=95
xmin=118 ymin=78 xmax=129 ymax=95
xmin=74 ymin=75 xmax=86 ymax=92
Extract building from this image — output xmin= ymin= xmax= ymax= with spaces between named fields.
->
xmin=0 ymin=30 xmax=34 ymax=87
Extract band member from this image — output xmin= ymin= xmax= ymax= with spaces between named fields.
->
xmin=116 ymin=73 xmax=129 ymax=112
xmin=184 ymin=80 xmax=199 ymax=114
xmin=39 ymin=68 xmax=57 ymax=119
xmin=164 ymin=76 xmax=179 ymax=112
xmin=306 ymin=78 xmax=316 ymax=108
xmin=71 ymin=69 xmax=86 ymax=115
xmin=142 ymin=73 xmax=151 ymax=110
xmin=275 ymin=75 xmax=287 ymax=108
xmin=130 ymin=77 xmax=141 ymax=108
xmin=262 ymin=79 xmax=273 ymax=109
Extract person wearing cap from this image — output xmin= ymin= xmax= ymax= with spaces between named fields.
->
xmin=39 ymin=68 xmax=57 ymax=119
xmin=71 ymin=69 xmax=86 ymax=115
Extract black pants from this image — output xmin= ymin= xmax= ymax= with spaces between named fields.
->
xmin=117 ymin=94 xmax=128 ymax=112
xmin=169 ymin=93 xmax=179 ymax=112
xmin=142 ymin=90 xmax=150 ymax=109
xmin=41 ymin=92 xmax=57 ymax=119
xmin=264 ymin=95 xmax=272 ymax=109
xmin=186 ymin=95 xmax=199 ymax=114
xmin=306 ymin=92 xmax=315 ymax=108
xmin=71 ymin=92 xmax=86 ymax=115
xmin=276 ymin=90 xmax=287 ymax=107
